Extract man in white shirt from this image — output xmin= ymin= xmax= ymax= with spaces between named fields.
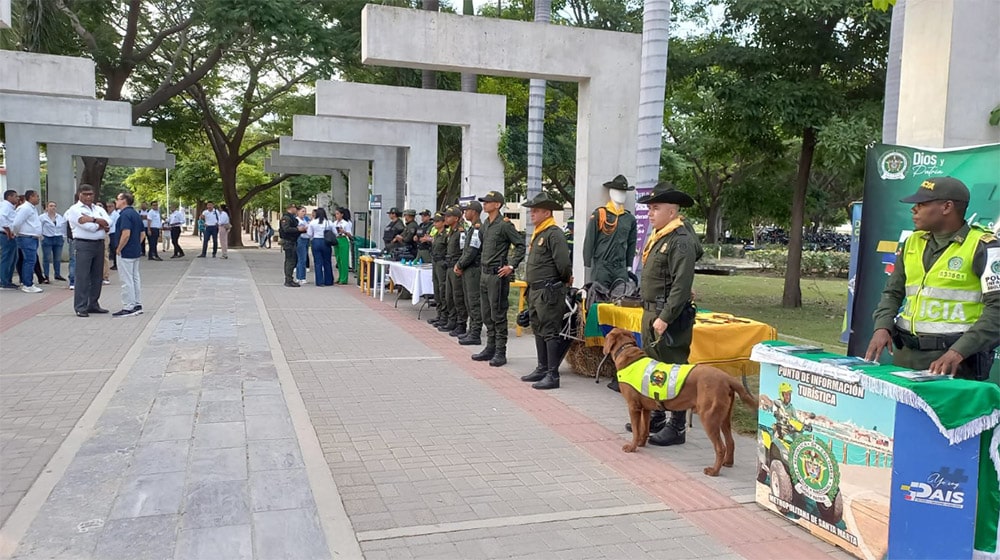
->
xmin=12 ymin=190 xmax=44 ymax=293
xmin=218 ymin=204 xmax=231 ymax=259
xmin=0 ymin=190 xmax=19 ymax=289
xmin=199 ymin=202 xmax=220 ymax=258
xmin=107 ymin=202 xmax=120 ymax=271
xmin=39 ymin=201 xmax=68 ymax=282
xmin=168 ymin=203 xmax=186 ymax=258
xmin=139 ymin=203 xmax=149 ymax=257
xmin=64 ymin=185 xmax=111 ymax=317
xmin=146 ymin=201 xmax=163 ymax=261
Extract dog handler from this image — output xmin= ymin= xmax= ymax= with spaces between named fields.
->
xmin=864 ymin=177 xmax=999 ymax=379
xmin=629 ymin=181 xmax=702 ymax=446
xmin=472 ymin=191 xmax=526 ymax=367
xmin=519 ymin=192 xmax=572 ymax=390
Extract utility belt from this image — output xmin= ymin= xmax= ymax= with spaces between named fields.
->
xmin=642 ymin=299 xmax=697 ymax=335
xmin=482 ymin=264 xmax=506 ymax=274
xmin=443 ymin=259 xmax=458 ymax=267
xmin=891 ymin=328 xmax=962 ymax=351
xmin=530 ymin=280 xmax=564 ymax=291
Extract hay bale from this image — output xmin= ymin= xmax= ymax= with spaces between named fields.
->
xmin=566 ymin=341 xmax=616 ymax=379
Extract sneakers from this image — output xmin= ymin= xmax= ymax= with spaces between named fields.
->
xmin=69 ymin=284 xmax=75 ymax=290
xmin=297 ymin=278 xmax=309 ymax=284
xmin=20 ymin=285 xmax=43 ymax=293
xmin=102 ymin=279 xmax=111 ymax=285
xmin=112 ymin=308 xmax=143 ymax=317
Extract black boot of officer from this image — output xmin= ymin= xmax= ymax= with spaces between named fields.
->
xmin=532 ymin=339 xmax=562 ymax=390
xmin=437 ymin=317 xmax=457 ymax=332
xmin=647 ymin=410 xmax=687 ymax=446
xmin=449 ymin=321 xmax=467 ymax=337
xmin=626 ymin=410 xmax=667 ymax=435
xmin=520 ymin=336 xmax=549 ymax=382
xmin=471 ymin=339 xmax=495 ymax=361
xmin=458 ymin=327 xmax=481 ymax=346
xmin=488 ymin=347 xmax=507 ymax=367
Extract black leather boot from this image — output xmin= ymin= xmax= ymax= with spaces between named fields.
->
xmin=520 ymin=336 xmax=549 ymax=382
xmin=532 ymin=339 xmax=563 ymax=389
xmin=458 ymin=328 xmax=482 ymax=345
xmin=426 ymin=316 xmax=441 ymax=325
xmin=449 ymin=322 xmax=467 ymax=337
xmin=648 ymin=410 xmax=687 ymax=446
xmin=471 ymin=346 xmax=495 ymax=361
xmin=488 ymin=349 xmax=507 ymax=367
xmin=607 ymin=377 xmax=620 ymax=392
xmin=437 ymin=319 xmax=457 ymax=332
xmin=626 ymin=410 xmax=666 ymax=434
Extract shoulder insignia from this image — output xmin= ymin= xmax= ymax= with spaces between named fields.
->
xmin=981 ymin=233 xmax=997 ymax=243
xmin=538 ymin=237 xmax=545 ymax=246
xmin=659 ymin=243 xmax=668 ymax=254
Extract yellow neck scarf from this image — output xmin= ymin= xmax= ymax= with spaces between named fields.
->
xmin=531 ymin=216 xmax=557 ymax=246
xmin=605 ymin=200 xmax=625 ymax=216
xmin=641 ymin=217 xmax=684 ymax=265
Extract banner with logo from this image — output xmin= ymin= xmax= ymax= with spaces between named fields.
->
xmin=631 ymin=186 xmax=652 ymax=273
xmin=888 ymin=404 xmax=980 ymax=559
xmin=756 ymin=361 xmax=897 ymax=559
xmin=847 ymin=143 xmax=1000 ymax=362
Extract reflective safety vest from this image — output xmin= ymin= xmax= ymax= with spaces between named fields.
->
xmin=896 ymin=228 xmax=986 ymax=335
xmin=616 ymin=357 xmax=694 ymax=401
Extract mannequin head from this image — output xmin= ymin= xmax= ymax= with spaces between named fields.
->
xmin=603 ymin=174 xmax=633 ymax=206
xmin=609 ymin=188 xmax=627 ymax=205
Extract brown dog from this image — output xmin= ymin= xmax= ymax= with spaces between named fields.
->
xmin=602 ymin=328 xmax=758 ymax=476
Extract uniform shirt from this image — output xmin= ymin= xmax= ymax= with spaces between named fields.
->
xmin=445 ymin=223 xmax=464 ymax=263
xmin=333 ymin=219 xmax=352 ymax=237
xmin=383 ymin=218 xmax=405 ymax=250
xmin=456 ymin=219 xmax=483 ymax=270
xmin=40 ymin=212 xmax=67 ymax=238
xmin=525 ymin=224 xmax=572 ymax=284
xmin=219 ymin=211 xmax=231 ymax=226
xmin=0 ymin=200 xmax=16 ymax=232
xmin=306 ymin=219 xmax=333 ymax=240
xmin=431 ymin=225 xmax=449 ymax=261
xmin=279 ymin=212 xmax=300 ymax=241
xmin=873 ymin=223 xmax=1000 ymax=359
xmin=12 ymin=202 xmax=42 ymax=237
xmin=117 ymin=206 xmax=145 ymax=259
xmin=640 ymin=220 xmax=703 ymax=324
xmin=480 ymin=214 xmax=526 ymax=269
xmin=402 ymin=219 xmax=419 ymax=253
xmin=415 ymin=219 xmax=434 ymax=249
xmin=147 ymin=210 xmax=163 ymax=229
xmin=583 ymin=204 xmax=637 ymax=286
xmin=169 ymin=210 xmax=185 ymax=227
xmin=202 ymin=209 xmax=220 ymax=226
xmin=64 ymin=201 xmax=111 ymax=241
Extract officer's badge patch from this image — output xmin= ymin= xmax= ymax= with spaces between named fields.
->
xmin=659 ymin=244 xmax=668 ymax=254
xmin=985 ymin=247 xmax=1000 ymax=294
xmin=649 ymin=369 xmax=666 ymax=387
xmin=537 ymin=238 xmax=545 ymax=246
xmin=948 ymin=257 xmax=963 ymax=270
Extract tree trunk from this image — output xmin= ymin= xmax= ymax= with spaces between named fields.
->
xmin=782 ymin=126 xmax=818 ymax=308
xmin=218 ymin=162 xmax=245 ymax=248
xmin=79 ymin=157 xmax=110 ymax=198
xmin=705 ymin=200 xmax=724 ymax=244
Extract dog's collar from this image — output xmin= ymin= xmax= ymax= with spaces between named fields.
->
xmin=613 ymin=342 xmax=637 ymax=360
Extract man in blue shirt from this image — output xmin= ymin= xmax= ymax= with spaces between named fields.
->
xmin=113 ymin=192 xmax=145 ymax=317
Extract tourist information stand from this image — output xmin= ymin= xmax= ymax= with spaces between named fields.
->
xmin=752 ymin=341 xmax=1000 ymax=560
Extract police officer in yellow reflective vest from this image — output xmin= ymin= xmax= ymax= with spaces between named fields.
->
xmin=519 ymin=192 xmax=572 ymax=390
xmin=427 ymin=212 xmax=450 ymax=327
xmin=865 ymin=177 xmax=1000 ymax=380
xmin=456 ymin=201 xmax=484 ymax=346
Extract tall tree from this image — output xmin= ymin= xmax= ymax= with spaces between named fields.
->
xmin=716 ymin=0 xmax=889 ymax=307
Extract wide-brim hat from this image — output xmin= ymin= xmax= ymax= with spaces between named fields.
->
xmin=522 ymin=192 xmax=563 ymax=211
xmin=603 ymin=174 xmax=634 ymax=191
xmin=636 ymin=181 xmax=694 ymax=207
xmin=478 ymin=191 xmax=505 ymax=204
xmin=899 ymin=176 xmax=970 ymax=204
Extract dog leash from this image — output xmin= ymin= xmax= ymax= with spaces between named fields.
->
xmin=595 ymin=342 xmax=637 ymax=383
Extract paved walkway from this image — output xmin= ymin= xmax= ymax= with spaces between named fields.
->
xmin=0 ymin=234 xmax=853 ymax=560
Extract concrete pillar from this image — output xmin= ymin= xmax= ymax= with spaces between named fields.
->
xmin=886 ymin=0 xmax=1000 ymax=147
xmin=44 ymin=146 xmax=78 ymax=209
xmin=0 ymin=51 xmax=96 ymax=98
xmin=330 ymin=172 xmax=348 ymax=209
xmin=3 ymin=131 xmax=42 ymax=192
xmin=1 ymin=0 xmax=10 ymax=29
xmin=360 ymin=4 xmax=641 ymax=284
xmin=276 ymin=137 xmax=390 ymax=215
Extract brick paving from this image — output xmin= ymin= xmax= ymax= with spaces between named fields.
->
xmin=0 ymin=235 xmax=855 ymax=559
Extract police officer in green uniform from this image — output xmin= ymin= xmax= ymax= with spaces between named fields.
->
xmin=583 ymin=174 xmax=638 ymax=288
xmin=401 ymin=209 xmax=419 ymax=258
xmin=473 ymin=191 xmax=526 ymax=367
xmin=457 ymin=200 xmax=484 ymax=346
xmin=279 ymin=202 xmax=302 ymax=288
xmin=383 ymin=207 xmax=405 ymax=255
xmin=865 ymin=177 xmax=1000 ymax=380
xmin=629 ymin=182 xmax=702 ymax=445
xmin=427 ymin=212 xmax=451 ymax=326
xmin=439 ymin=207 xmax=468 ymax=336
xmin=519 ymin=192 xmax=572 ymax=390
xmin=414 ymin=209 xmax=434 ymax=264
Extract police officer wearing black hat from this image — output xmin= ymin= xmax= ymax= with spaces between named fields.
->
xmin=472 ymin=191 xmax=526 ymax=367
xmin=383 ymin=207 xmax=405 ymax=254
xmin=456 ymin=200 xmax=485 ymax=345
xmin=401 ymin=209 xmax=419 ymax=258
xmin=626 ymin=181 xmax=703 ymax=445
xmin=865 ymin=176 xmax=999 ymax=380
xmin=414 ymin=209 xmax=434 ymax=264
xmin=519 ymin=192 xmax=572 ymax=390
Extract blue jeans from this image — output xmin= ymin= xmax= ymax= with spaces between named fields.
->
xmin=296 ymin=236 xmax=310 ymax=280
xmin=311 ymin=238 xmax=334 ymax=286
xmin=68 ymin=238 xmax=76 ymax=285
xmin=0 ymin=235 xmax=16 ymax=286
xmin=41 ymin=236 xmax=65 ymax=278
xmin=16 ymin=237 xmax=39 ymax=287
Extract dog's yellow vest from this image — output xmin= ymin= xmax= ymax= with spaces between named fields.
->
xmin=616 ymin=357 xmax=694 ymax=401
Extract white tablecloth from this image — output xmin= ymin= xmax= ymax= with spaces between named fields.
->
xmin=387 ymin=263 xmax=434 ymax=305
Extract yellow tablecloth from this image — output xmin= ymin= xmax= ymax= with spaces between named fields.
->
xmin=584 ymin=303 xmax=777 ymax=376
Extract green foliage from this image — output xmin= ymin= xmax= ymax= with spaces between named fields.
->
xmin=749 ymin=249 xmax=850 ymax=277
xmin=124 ymin=168 xmax=167 ymax=204
xmin=701 ymin=243 xmax=745 ymax=259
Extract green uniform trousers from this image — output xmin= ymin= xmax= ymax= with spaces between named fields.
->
xmin=447 ymin=268 xmax=467 ymax=325
xmin=417 ymin=248 xmax=432 ymax=264
xmin=640 ymin=309 xmax=693 ymax=364
xmin=528 ymin=284 xmax=567 ymax=340
xmin=433 ymin=261 xmax=450 ymax=320
xmin=480 ymin=272 xmax=512 ymax=351
xmin=283 ymin=241 xmax=297 ymax=283
xmin=462 ymin=266 xmax=483 ymax=334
